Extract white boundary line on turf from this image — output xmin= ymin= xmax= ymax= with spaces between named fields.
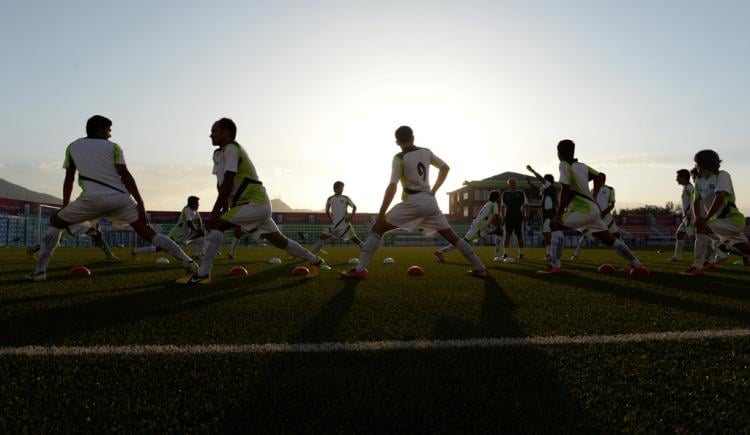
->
xmin=2 ymin=329 xmax=750 ymax=356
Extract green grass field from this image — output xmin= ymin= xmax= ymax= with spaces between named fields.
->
xmin=1 ymin=246 xmax=749 ymax=433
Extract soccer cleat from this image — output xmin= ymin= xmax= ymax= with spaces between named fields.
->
xmin=466 ymin=268 xmax=490 ymax=277
xmin=26 ymin=271 xmax=46 ymax=282
xmin=307 ymin=257 xmax=326 ymax=278
xmin=570 ymin=254 xmax=578 ymax=262
xmin=715 ymin=252 xmax=729 ymax=263
xmin=629 ymin=266 xmax=650 ymax=277
xmin=340 ymin=268 xmax=368 ymax=279
xmin=320 ymin=264 xmax=332 ymax=271
xmin=433 ymin=250 xmax=446 ymax=263
xmin=177 ymin=273 xmax=211 ymax=285
xmin=666 ymin=255 xmax=681 ymax=262
xmin=536 ymin=267 xmax=563 ymax=275
xmin=501 ymin=253 xmax=508 ymax=259
xmin=680 ymin=266 xmax=705 ymax=276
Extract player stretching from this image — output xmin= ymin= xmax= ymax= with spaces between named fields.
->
xmin=434 ymin=190 xmax=500 ymax=262
xmin=683 ymin=150 xmax=750 ymax=275
xmin=27 ymin=115 xmax=196 ymax=281
xmin=540 ymin=139 xmax=648 ymax=275
xmin=571 ymin=173 xmax=620 ymax=260
xmin=28 ymin=223 xmax=119 ymax=261
xmin=666 ymin=169 xmax=695 ymax=261
xmin=132 ymin=195 xmax=205 ymax=258
xmin=526 ymin=166 xmax=557 ymax=260
xmin=179 ymin=118 xmax=323 ymax=284
xmin=312 ymin=181 xmax=364 ymax=254
xmin=342 ymin=126 xmax=488 ymax=278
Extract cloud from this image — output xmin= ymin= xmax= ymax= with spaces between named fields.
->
xmin=36 ymin=162 xmax=62 ymax=172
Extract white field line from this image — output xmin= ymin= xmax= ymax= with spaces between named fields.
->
xmin=2 ymin=329 xmax=750 ymax=357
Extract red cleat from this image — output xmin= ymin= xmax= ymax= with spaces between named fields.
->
xmin=341 ymin=268 xmax=368 ymax=279
xmin=536 ymin=267 xmax=563 ymax=275
xmin=433 ymin=250 xmax=445 ymax=263
xmin=680 ymin=266 xmax=704 ymax=276
xmin=629 ymin=266 xmax=650 ymax=277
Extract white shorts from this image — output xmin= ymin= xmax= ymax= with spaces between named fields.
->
xmin=602 ymin=214 xmax=620 ymax=234
xmin=385 ymin=193 xmax=450 ymax=236
xmin=676 ymin=217 xmax=695 ymax=237
xmin=57 ymin=193 xmax=138 ymax=228
xmin=562 ymin=208 xmax=609 ymax=234
xmin=322 ymin=219 xmax=358 ymax=240
xmin=169 ymin=225 xmax=203 ymax=244
xmin=542 ymin=218 xmax=552 ymax=233
xmin=222 ymin=201 xmax=279 ymax=240
xmin=708 ymin=218 xmax=748 ymax=247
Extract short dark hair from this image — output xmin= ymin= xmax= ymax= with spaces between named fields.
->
xmin=333 ymin=181 xmax=344 ymax=190
xmin=489 ymin=190 xmax=500 ymax=202
xmin=188 ymin=195 xmax=199 ymax=203
xmin=216 ymin=117 xmax=237 ymax=139
xmin=557 ymin=139 xmax=575 ymax=160
xmin=86 ymin=115 xmax=112 ymax=137
xmin=694 ymin=149 xmax=721 ymax=173
xmin=543 ymin=174 xmax=554 ymax=183
xmin=676 ymin=169 xmax=690 ymax=179
xmin=395 ymin=126 xmax=413 ymax=143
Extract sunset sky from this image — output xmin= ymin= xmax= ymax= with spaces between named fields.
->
xmin=2 ymin=0 xmax=749 ymax=214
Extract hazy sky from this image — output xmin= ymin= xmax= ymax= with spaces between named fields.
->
xmin=2 ymin=0 xmax=749 ymax=214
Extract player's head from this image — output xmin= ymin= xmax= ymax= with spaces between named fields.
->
xmin=489 ymin=190 xmax=500 ymax=202
xmin=694 ymin=149 xmax=721 ymax=176
xmin=543 ymin=174 xmax=555 ymax=184
xmin=187 ymin=195 xmax=199 ymax=209
xmin=211 ymin=117 xmax=237 ymax=146
xmin=333 ymin=181 xmax=344 ymax=194
xmin=86 ymin=115 xmax=112 ymax=139
xmin=395 ymin=126 xmax=414 ymax=147
xmin=676 ymin=169 xmax=690 ymax=185
xmin=557 ymin=139 xmax=575 ymax=162
xmin=507 ymin=178 xmax=517 ymax=190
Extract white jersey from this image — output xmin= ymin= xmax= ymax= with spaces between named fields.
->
xmin=390 ymin=147 xmax=447 ymax=201
xmin=694 ymin=174 xmax=718 ymax=216
xmin=681 ymin=184 xmax=694 ymax=215
xmin=177 ymin=206 xmax=202 ymax=230
xmin=558 ymin=160 xmax=599 ymax=214
xmin=326 ymin=194 xmax=355 ymax=225
xmin=474 ymin=200 xmax=499 ymax=229
xmin=596 ymin=185 xmax=615 ymax=216
xmin=63 ymin=138 xmax=128 ymax=195
xmin=212 ymin=142 xmax=268 ymax=206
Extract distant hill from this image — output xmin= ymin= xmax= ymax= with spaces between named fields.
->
xmin=0 ymin=178 xmax=61 ymax=205
xmin=270 ymin=198 xmax=293 ymax=212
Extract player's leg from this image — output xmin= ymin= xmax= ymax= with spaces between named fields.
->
xmin=502 ymin=219 xmax=512 ymax=257
xmin=494 ymin=231 xmax=504 ymax=258
xmin=312 ymin=233 xmax=332 ymax=254
xmin=438 ymin=227 xmax=488 ymax=275
xmin=593 ymin=229 xmax=644 ymax=270
xmin=514 ymin=222 xmax=525 ymax=259
xmin=132 ymin=245 xmax=160 ymax=255
xmin=130 ymin=219 xmax=196 ymax=273
xmin=352 ymin=219 xmax=397 ymax=274
xmin=29 ymin=212 xmax=68 ymax=280
xmin=571 ymin=233 xmax=586 ymax=260
xmin=437 ymin=226 xmax=477 ymax=260
xmin=538 ymin=220 xmax=567 ymax=273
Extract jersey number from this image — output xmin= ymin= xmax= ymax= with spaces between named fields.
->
xmin=417 ymin=162 xmax=426 ymax=181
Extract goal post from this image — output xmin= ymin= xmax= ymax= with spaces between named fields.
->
xmin=36 ymin=203 xmax=61 ymax=246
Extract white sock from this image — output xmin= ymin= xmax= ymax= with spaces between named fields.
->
xmin=35 ymin=226 xmax=62 ymax=273
xmin=574 ymin=236 xmax=584 ymax=256
xmin=550 ymin=231 xmax=564 ymax=268
xmin=285 ymin=239 xmax=317 ymax=263
xmin=613 ymin=239 xmax=641 ymax=267
xmin=674 ymin=239 xmax=685 ymax=257
xmin=229 ymin=238 xmax=240 ymax=256
xmin=357 ymin=233 xmax=381 ymax=272
xmin=439 ymin=243 xmax=457 ymax=254
xmin=454 ymin=239 xmax=485 ymax=270
xmin=494 ymin=236 xmax=504 ymax=256
xmin=312 ymin=239 xmax=325 ymax=253
xmin=692 ymin=234 xmax=710 ymax=269
xmin=152 ymin=233 xmax=193 ymax=269
xmin=197 ymin=230 xmax=223 ymax=276
xmin=133 ymin=245 xmax=158 ymax=254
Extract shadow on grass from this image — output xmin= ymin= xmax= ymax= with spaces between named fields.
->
xmin=294 ymin=279 xmax=360 ymax=342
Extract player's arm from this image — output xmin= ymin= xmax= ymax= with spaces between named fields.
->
xmin=116 ymin=164 xmax=148 ymax=221
xmin=325 ymin=200 xmax=333 ymax=222
xmin=62 ymin=164 xmax=76 ymax=208
xmin=698 ymin=191 xmax=728 ymax=225
xmin=499 ymin=193 xmax=506 ymax=219
xmin=556 ymin=185 xmax=571 ymax=223
xmin=210 ymin=171 xmax=235 ymax=224
xmin=525 ymin=176 xmax=539 ymax=190
xmin=431 ymin=164 xmax=450 ymax=195
xmin=377 ymin=183 xmax=398 ymax=222
xmin=347 ymin=200 xmax=357 ymax=222
xmin=526 ymin=165 xmax=544 ymax=182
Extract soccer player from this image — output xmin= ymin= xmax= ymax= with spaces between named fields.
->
xmin=311 ymin=181 xmax=364 ymax=254
xmin=27 ymin=222 xmax=119 ymax=261
xmin=341 ymin=126 xmax=488 ymax=279
xmin=433 ymin=190 xmax=501 ymax=262
xmin=27 ymin=115 xmax=197 ymax=281
xmin=666 ymin=169 xmax=695 ymax=261
xmin=541 ymin=139 xmax=648 ymax=275
xmin=179 ymin=117 xmax=323 ymax=284
xmin=500 ymin=178 xmax=529 ymax=259
xmin=571 ymin=172 xmax=620 ymax=260
xmin=228 ymin=227 xmax=246 ymax=259
xmin=132 ymin=195 xmax=205 ymax=258
xmin=526 ymin=165 xmax=558 ymax=260
xmin=683 ymin=149 xmax=750 ymax=275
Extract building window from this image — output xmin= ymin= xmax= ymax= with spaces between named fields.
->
xmin=474 ymin=189 xmax=486 ymax=201
xmin=463 ymin=191 xmax=469 ymax=200
xmin=463 ymin=206 xmax=469 ymax=217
